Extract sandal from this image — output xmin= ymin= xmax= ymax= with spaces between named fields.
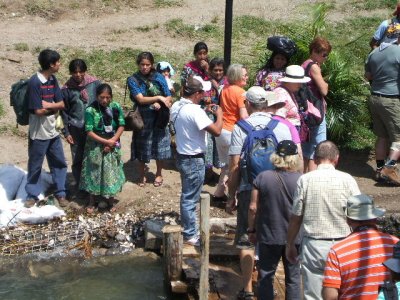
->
xmin=107 ymin=198 xmax=117 ymax=213
xmin=138 ymin=177 xmax=146 ymax=187
xmin=86 ymin=195 xmax=97 ymax=214
xmin=153 ymin=177 xmax=163 ymax=187
xmin=237 ymin=289 xmax=254 ymax=300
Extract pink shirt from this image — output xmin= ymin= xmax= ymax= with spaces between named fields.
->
xmin=274 ymin=87 xmax=301 ymax=126
xmin=272 ymin=115 xmax=300 ymax=144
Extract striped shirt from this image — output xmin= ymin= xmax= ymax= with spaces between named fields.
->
xmin=323 ymin=228 xmax=399 ymax=299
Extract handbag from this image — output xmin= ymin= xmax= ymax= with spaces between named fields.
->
xmin=123 ymin=76 xmax=144 ymax=132
xmin=123 ymin=104 xmax=143 ymax=132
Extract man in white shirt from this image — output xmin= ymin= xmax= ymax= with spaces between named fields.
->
xmin=170 ymin=75 xmax=223 ymax=245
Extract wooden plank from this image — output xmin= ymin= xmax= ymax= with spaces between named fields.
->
xmin=199 ymin=193 xmax=210 ymax=300
xmin=171 ymin=280 xmax=188 ymax=294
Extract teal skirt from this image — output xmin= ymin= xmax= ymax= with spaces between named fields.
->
xmin=80 ymin=138 xmax=125 ymax=197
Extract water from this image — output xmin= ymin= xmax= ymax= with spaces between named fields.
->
xmin=0 ymin=251 xmax=170 ymax=300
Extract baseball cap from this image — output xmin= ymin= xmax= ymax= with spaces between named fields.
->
xmin=276 ymin=140 xmax=298 ymax=157
xmin=383 ymin=241 xmax=400 ymax=273
xmin=184 ymin=75 xmax=211 ymax=94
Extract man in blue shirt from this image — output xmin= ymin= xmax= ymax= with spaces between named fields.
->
xmin=25 ymin=49 xmax=68 ymax=208
xmin=370 ymin=4 xmax=400 ymax=49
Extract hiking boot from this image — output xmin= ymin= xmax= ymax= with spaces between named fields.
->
xmin=24 ymin=198 xmax=36 ymax=208
xmin=56 ymin=196 xmax=69 ymax=207
xmin=381 ymin=165 xmax=400 ymax=186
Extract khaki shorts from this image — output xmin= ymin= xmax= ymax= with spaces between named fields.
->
xmin=368 ymin=95 xmax=400 ymax=142
xmin=234 ymin=190 xmax=255 ymax=250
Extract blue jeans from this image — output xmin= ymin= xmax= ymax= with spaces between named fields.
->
xmin=176 ymin=153 xmax=205 ymax=239
xmin=258 ymin=244 xmax=301 ymax=300
xmin=302 ymin=117 xmax=327 ymax=159
xmin=25 ymin=136 xmax=67 ymax=199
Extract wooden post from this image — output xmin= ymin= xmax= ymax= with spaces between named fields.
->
xmin=199 ymin=193 xmax=210 ymax=300
xmin=162 ymin=225 xmax=183 ymax=285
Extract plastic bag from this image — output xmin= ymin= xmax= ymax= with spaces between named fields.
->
xmin=267 ymin=36 xmax=297 ymax=58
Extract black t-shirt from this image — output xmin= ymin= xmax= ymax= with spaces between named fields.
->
xmin=253 ymin=170 xmax=302 ymax=245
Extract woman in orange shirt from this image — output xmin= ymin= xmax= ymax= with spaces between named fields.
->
xmin=214 ymin=64 xmax=249 ymax=200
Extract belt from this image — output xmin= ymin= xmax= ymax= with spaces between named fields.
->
xmin=307 ymin=236 xmax=345 ymax=241
xmin=371 ymin=92 xmax=400 ymax=99
xmin=177 ymin=153 xmax=205 ymax=158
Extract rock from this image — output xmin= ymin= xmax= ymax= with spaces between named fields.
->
xmin=115 ymin=233 xmax=126 ymax=242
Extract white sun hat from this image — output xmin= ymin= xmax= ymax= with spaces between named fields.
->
xmin=279 ymin=65 xmax=311 ymax=83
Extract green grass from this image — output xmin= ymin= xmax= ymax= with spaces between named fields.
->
xmin=135 ymin=24 xmax=160 ymax=32
xmin=165 ymin=18 xmax=221 ymax=39
xmin=349 ymin=0 xmax=397 ymax=10
xmin=154 ymin=0 xmax=183 ymax=8
xmin=14 ymin=43 xmax=29 ymax=52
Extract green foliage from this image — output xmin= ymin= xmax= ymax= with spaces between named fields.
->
xmin=14 ymin=43 xmax=29 ymax=52
xmin=0 ymin=100 xmax=4 ymax=118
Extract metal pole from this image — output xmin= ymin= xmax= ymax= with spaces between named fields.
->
xmin=224 ymin=0 xmax=233 ymax=67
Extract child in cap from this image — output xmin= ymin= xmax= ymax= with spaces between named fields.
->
xmin=156 ymin=61 xmax=175 ymax=94
xmin=378 ymin=241 xmax=400 ymax=299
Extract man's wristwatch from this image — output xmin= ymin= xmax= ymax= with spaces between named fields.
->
xmin=246 ymin=228 xmax=256 ymax=234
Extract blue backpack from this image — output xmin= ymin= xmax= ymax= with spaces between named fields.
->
xmin=237 ymin=118 xmax=279 ymax=186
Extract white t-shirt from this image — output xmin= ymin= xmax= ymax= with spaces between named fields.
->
xmin=170 ymin=98 xmax=212 ymax=155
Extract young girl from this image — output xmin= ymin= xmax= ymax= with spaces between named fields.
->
xmin=255 ymin=51 xmax=290 ymax=91
xmin=80 ymin=83 xmax=125 ymax=213
xmin=156 ymin=61 xmax=175 ymax=94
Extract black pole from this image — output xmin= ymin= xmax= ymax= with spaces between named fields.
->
xmin=224 ymin=0 xmax=233 ymax=67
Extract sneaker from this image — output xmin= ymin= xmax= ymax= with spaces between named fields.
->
xmin=24 ymin=198 xmax=37 ymax=208
xmin=184 ymin=235 xmax=200 ymax=247
xmin=381 ymin=165 xmax=400 ymax=186
xmin=56 ymin=196 xmax=69 ymax=207
xmin=237 ymin=289 xmax=254 ymax=300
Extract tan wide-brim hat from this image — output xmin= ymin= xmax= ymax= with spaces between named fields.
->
xmin=346 ymin=194 xmax=386 ymax=221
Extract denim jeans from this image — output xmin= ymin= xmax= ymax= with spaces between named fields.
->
xmin=258 ymin=244 xmax=301 ymax=300
xmin=25 ymin=136 xmax=67 ymax=199
xmin=302 ymin=116 xmax=327 ymax=159
xmin=176 ymin=153 xmax=205 ymax=239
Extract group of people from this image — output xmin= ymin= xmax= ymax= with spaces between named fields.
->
xmin=21 ymin=14 xmax=400 ymax=298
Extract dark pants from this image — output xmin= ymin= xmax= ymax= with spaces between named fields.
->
xmin=258 ymin=244 xmax=301 ymax=300
xmin=68 ymin=124 xmax=87 ymax=185
xmin=25 ymin=136 xmax=67 ymax=199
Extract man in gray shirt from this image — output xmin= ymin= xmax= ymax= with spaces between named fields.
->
xmin=365 ymin=31 xmax=400 ymax=185
xmin=226 ymin=86 xmax=292 ymax=299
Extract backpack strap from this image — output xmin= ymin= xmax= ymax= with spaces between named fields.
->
xmin=304 ymin=61 xmax=316 ymax=77
xmin=266 ymin=118 xmax=279 ymax=131
xmin=237 ymin=119 xmax=255 ymax=134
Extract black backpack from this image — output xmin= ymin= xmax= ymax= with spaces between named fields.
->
xmin=379 ymin=281 xmax=399 ymax=300
xmin=10 ymin=79 xmax=30 ymax=126
xmin=295 ymin=62 xmax=325 ymax=127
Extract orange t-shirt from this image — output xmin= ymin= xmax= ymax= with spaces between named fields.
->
xmin=220 ymin=85 xmax=246 ymax=132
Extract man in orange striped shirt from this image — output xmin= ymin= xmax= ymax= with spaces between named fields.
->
xmin=322 ymin=194 xmax=399 ymax=299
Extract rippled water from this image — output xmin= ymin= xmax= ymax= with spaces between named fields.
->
xmin=0 ymin=251 xmax=170 ymax=300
